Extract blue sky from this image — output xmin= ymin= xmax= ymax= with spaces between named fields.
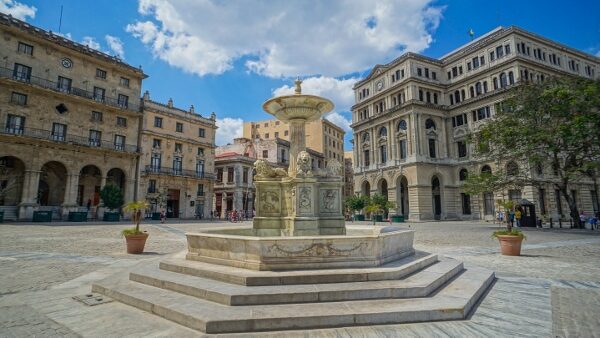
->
xmin=2 ymin=0 xmax=599 ymax=147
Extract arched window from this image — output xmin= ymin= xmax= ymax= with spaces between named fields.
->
xmin=397 ymin=120 xmax=407 ymax=131
xmin=483 ymin=81 xmax=488 ymax=93
xmin=433 ymin=93 xmax=438 ymax=104
xmin=454 ymin=90 xmax=460 ymax=103
xmin=469 ymin=86 xmax=475 ymax=98
xmin=362 ymin=132 xmax=370 ymax=142
xmin=379 ymin=126 xmax=387 ymax=137
xmin=506 ymin=161 xmax=519 ymax=176
xmin=461 ymin=89 xmax=466 ymax=101
xmin=475 ymin=82 xmax=482 ymax=95
xmin=450 ymin=94 xmax=454 ymax=105
xmin=481 ymin=165 xmax=492 ymax=174
xmin=459 ymin=168 xmax=468 ymax=181
xmin=493 ymin=77 xmax=498 ymax=90
xmin=425 ymin=118 xmax=436 ymax=130
xmin=508 ymin=71 xmax=515 ymax=85
xmin=500 ymin=73 xmax=507 ymax=88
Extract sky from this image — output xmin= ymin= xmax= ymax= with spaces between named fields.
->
xmin=2 ymin=0 xmax=599 ymax=147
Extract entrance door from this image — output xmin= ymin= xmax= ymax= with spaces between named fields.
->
xmin=432 ymin=177 xmax=441 ymax=220
xmin=167 ymin=189 xmax=180 ymax=218
xmin=195 ymin=203 xmax=204 ymax=219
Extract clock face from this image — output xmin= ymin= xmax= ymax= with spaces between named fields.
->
xmin=61 ymin=58 xmax=73 ymax=68
xmin=376 ymin=80 xmax=384 ymax=91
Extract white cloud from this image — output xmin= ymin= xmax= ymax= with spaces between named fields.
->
xmin=105 ymin=35 xmax=125 ymax=58
xmin=215 ymin=117 xmax=243 ymax=146
xmin=127 ymin=0 xmax=443 ymax=78
xmin=0 ymin=0 xmax=36 ymax=20
xmin=325 ymin=112 xmax=352 ymax=134
xmin=81 ymin=36 xmax=101 ymax=51
xmin=273 ymin=76 xmax=357 ymax=113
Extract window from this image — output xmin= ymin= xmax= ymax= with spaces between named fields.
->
xmin=379 ymin=127 xmax=387 ymax=137
xmin=117 ymin=94 xmax=129 ymax=108
xmin=243 ymin=168 xmax=249 ymax=183
xmin=93 ymin=87 xmax=105 ymax=102
xmin=96 ymin=68 xmax=107 ymax=79
xmin=399 ymin=139 xmax=407 ymax=159
xmin=379 ymin=145 xmax=387 ymax=163
xmin=467 ymin=62 xmax=472 ymax=71
xmin=459 ymin=66 xmax=463 ymax=74
xmin=176 ymin=122 xmax=183 ymax=133
xmin=262 ymin=150 xmax=268 ymax=158
xmin=57 ymin=76 xmax=72 ymax=92
xmin=461 ymin=193 xmax=471 ymax=214
xmin=51 ymin=123 xmax=67 ymax=141
xmin=506 ymin=161 xmax=519 ymax=176
xmin=116 ymin=116 xmax=127 ymax=127
xmin=275 ymin=121 xmax=280 ymax=125
xmin=490 ymin=51 xmax=495 ymax=61
xmin=284 ymin=130 xmax=289 ymax=136
xmin=452 ymin=67 xmax=458 ymax=77
xmin=148 ymin=180 xmax=157 ymax=193
xmin=5 ymin=114 xmax=25 ymax=134
xmin=197 ymin=184 xmax=204 ymax=196
xmin=89 ymin=130 xmax=101 ymax=147
xmin=198 ymin=128 xmax=205 ymax=137
xmin=505 ymin=44 xmax=511 ymax=54
xmin=433 ymin=93 xmax=438 ymax=104
xmin=120 ymin=77 xmax=130 ymax=87
xmin=472 ymin=106 xmax=491 ymax=122
xmin=452 ymin=113 xmax=468 ymax=127
xmin=432 ymin=72 xmax=437 ymax=80
xmin=459 ymin=168 xmax=468 ymax=181
xmin=472 ymin=57 xmax=479 ymax=69
xmin=364 ymin=149 xmax=370 ymax=166
xmin=428 ymin=138 xmax=436 ymax=158
xmin=227 ymin=167 xmax=234 ymax=182
xmin=500 ymin=73 xmax=507 ymax=88
xmin=483 ymin=81 xmax=488 ymax=93
xmin=11 ymin=92 xmax=27 ymax=106
xmin=92 ymin=111 xmax=103 ymax=122
xmin=426 ymin=92 xmax=431 ymax=103
xmin=197 ymin=147 xmax=204 ymax=156
xmin=114 ymin=135 xmax=125 ymax=150
xmin=484 ymin=192 xmax=495 ymax=215
xmin=13 ymin=63 xmax=31 ymax=81
xmin=457 ymin=141 xmax=467 ymax=158
xmin=419 ymin=90 xmax=423 ymax=101
xmin=151 ymin=153 xmax=161 ymax=171
xmin=174 ymin=143 xmax=182 ymax=153
xmin=475 ymin=82 xmax=482 ymax=95
xmin=264 ymin=123 xmax=268 ymax=127
xmin=425 ymin=118 xmax=436 ymax=129
xmin=173 ymin=157 xmax=182 ymax=174
xmin=397 ymin=120 xmax=407 ymax=131
xmin=496 ymin=45 xmax=504 ymax=58
xmin=508 ymin=71 xmax=515 ymax=85
xmin=480 ymin=56 xmax=485 ymax=65
xmin=18 ymin=41 xmax=33 ymax=55
xmin=196 ymin=160 xmax=204 ymax=176
xmin=555 ymin=189 xmax=563 ymax=214
xmin=274 ymin=132 xmax=279 ymax=138
xmin=154 ymin=117 xmax=163 ymax=128
xmin=265 ymin=133 xmax=269 ymax=139
xmin=153 ymin=139 xmax=161 ymax=148
xmin=417 ymin=68 xmax=422 ymax=76
xmin=216 ymin=168 xmax=223 ymax=182
xmin=447 ymin=71 xmax=451 ymax=80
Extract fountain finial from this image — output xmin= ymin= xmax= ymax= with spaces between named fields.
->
xmin=294 ymin=76 xmax=302 ymax=95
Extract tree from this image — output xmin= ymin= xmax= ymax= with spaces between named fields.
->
xmin=365 ymin=193 xmax=395 ymax=224
xmin=99 ymin=184 xmax=124 ymax=210
xmin=345 ymin=194 xmax=368 ymax=214
xmin=466 ymin=76 xmax=600 ymax=228
xmin=123 ymin=200 xmax=150 ymax=235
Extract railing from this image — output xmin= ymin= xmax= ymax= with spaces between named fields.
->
xmin=144 ymin=165 xmax=216 ymax=180
xmin=197 ymin=191 xmax=205 ymax=197
xmin=0 ymin=67 xmax=140 ymax=112
xmin=0 ymin=126 xmax=139 ymax=153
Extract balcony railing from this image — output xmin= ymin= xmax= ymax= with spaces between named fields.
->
xmin=144 ymin=165 xmax=215 ymax=180
xmin=0 ymin=67 xmax=140 ymax=112
xmin=0 ymin=126 xmax=139 ymax=153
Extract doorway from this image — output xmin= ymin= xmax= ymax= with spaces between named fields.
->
xmin=432 ymin=176 xmax=441 ymax=220
xmin=167 ymin=189 xmax=180 ymax=218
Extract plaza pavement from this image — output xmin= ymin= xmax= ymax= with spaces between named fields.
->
xmin=0 ymin=219 xmax=599 ymax=337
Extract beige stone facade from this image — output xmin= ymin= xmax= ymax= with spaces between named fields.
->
xmin=343 ymin=151 xmax=354 ymax=199
xmin=0 ymin=13 xmax=145 ymax=220
xmin=351 ymin=26 xmax=600 ymax=221
xmin=138 ymin=93 xmax=216 ymax=219
xmin=242 ymin=118 xmax=345 ymax=166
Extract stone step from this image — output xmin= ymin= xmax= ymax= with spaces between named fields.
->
xmin=130 ymin=259 xmax=463 ymax=305
xmin=159 ymin=251 xmax=438 ymax=286
xmin=92 ymin=267 xmax=494 ymax=333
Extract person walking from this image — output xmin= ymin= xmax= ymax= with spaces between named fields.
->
xmin=160 ymin=209 xmax=166 ymax=224
xmin=508 ymin=210 xmax=515 ymax=228
xmin=515 ymin=208 xmax=522 ymax=227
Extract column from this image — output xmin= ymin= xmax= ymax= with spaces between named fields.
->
xmin=20 ymin=170 xmax=41 ymax=204
xmin=221 ymin=193 xmax=227 ymax=218
xmin=288 ymin=119 xmax=306 ymax=176
xmin=100 ymin=176 xmax=107 ymax=188
xmin=63 ymin=174 xmax=80 ymax=206
xmin=370 ymin=126 xmax=376 ymax=167
xmin=389 ymin=120 xmax=397 ymax=162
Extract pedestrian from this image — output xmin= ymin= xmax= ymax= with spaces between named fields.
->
xmin=579 ymin=211 xmax=587 ymax=228
xmin=160 ymin=209 xmax=166 ymax=224
xmin=515 ymin=208 xmax=522 ymax=227
xmin=508 ymin=210 xmax=515 ymax=228
xmin=86 ymin=199 xmax=92 ymax=211
xmin=496 ymin=210 xmax=504 ymax=224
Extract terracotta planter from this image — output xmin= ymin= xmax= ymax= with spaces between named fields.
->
xmin=124 ymin=233 xmax=149 ymax=254
xmin=497 ymin=235 xmax=523 ymax=256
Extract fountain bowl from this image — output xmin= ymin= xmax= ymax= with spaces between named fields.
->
xmin=262 ymin=94 xmax=334 ymax=122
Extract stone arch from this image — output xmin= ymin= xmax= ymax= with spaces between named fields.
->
xmin=431 ymin=175 xmax=442 ymax=220
xmin=481 ymin=165 xmax=492 ymax=174
xmin=361 ymin=180 xmax=371 ymax=197
xmin=377 ymin=178 xmax=388 ymax=199
xmin=107 ymin=168 xmax=126 ymax=193
xmin=78 ymin=165 xmax=102 ymax=207
xmin=459 ymin=168 xmax=468 ymax=181
xmin=0 ymin=156 xmax=26 ymax=206
xmin=39 ymin=161 xmax=68 ymax=206
xmin=395 ymin=175 xmax=409 ymax=218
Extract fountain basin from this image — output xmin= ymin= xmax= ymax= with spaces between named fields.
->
xmin=186 ymin=225 xmax=414 ymax=271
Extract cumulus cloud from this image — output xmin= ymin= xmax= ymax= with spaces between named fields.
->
xmin=273 ymin=76 xmax=357 ymax=113
xmin=81 ymin=36 xmax=101 ymax=51
xmin=216 ymin=117 xmax=243 ymax=146
xmin=105 ymin=35 xmax=125 ymax=58
xmin=325 ymin=112 xmax=352 ymax=134
xmin=0 ymin=0 xmax=36 ymax=20
xmin=127 ymin=0 xmax=443 ymax=78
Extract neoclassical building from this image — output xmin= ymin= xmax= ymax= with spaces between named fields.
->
xmin=0 ymin=13 xmax=145 ymax=220
xmin=138 ymin=93 xmax=217 ymax=219
xmin=351 ymin=26 xmax=600 ymax=221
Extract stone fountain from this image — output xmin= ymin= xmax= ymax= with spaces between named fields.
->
xmin=92 ymin=80 xmax=495 ymax=333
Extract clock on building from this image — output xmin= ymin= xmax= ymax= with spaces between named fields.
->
xmin=376 ymin=80 xmax=384 ymax=91
xmin=61 ymin=58 xmax=73 ymax=68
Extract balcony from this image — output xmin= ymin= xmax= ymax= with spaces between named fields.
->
xmin=1 ymin=126 xmax=139 ymax=153
xmin=144 ymin=165 xmax=215 ymax=180
xmin=0 ymin=67 xmax=140 ymax=112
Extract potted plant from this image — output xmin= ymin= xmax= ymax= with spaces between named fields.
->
xmin=345 ymin=194 xmax=368 ymax=221
xmin=100 ymin=184 xmax=123 ymax=221
xmin=365 ymin=194 xmax=394 ymax=224
xmin=122 ymin=200 xmax=150 ymax=254
xmin=492 ymin=199 xmax=526 ymax=256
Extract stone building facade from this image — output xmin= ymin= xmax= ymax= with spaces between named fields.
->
xmin=138 ymin=93 xmax=216 ymax=219
xmin=0 ymin=13 xmax=145 ymax=220
xmin=343 ymin=151 xmax=354 ymax=199
xmin=242 ymin=118 xmax=345 ymax=166
xmin=351 ymin=26 xmax=600 ymax=221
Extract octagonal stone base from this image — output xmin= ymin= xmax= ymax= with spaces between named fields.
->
xmin=186 ymin=225 xmax=414 ymax=271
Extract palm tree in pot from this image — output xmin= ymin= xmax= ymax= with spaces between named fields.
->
xmin=122 ymin=200 xmax=150 ymax=254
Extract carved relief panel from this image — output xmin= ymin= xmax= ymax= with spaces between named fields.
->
xmin=319 ymin=188 xmax=340 ymax=214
